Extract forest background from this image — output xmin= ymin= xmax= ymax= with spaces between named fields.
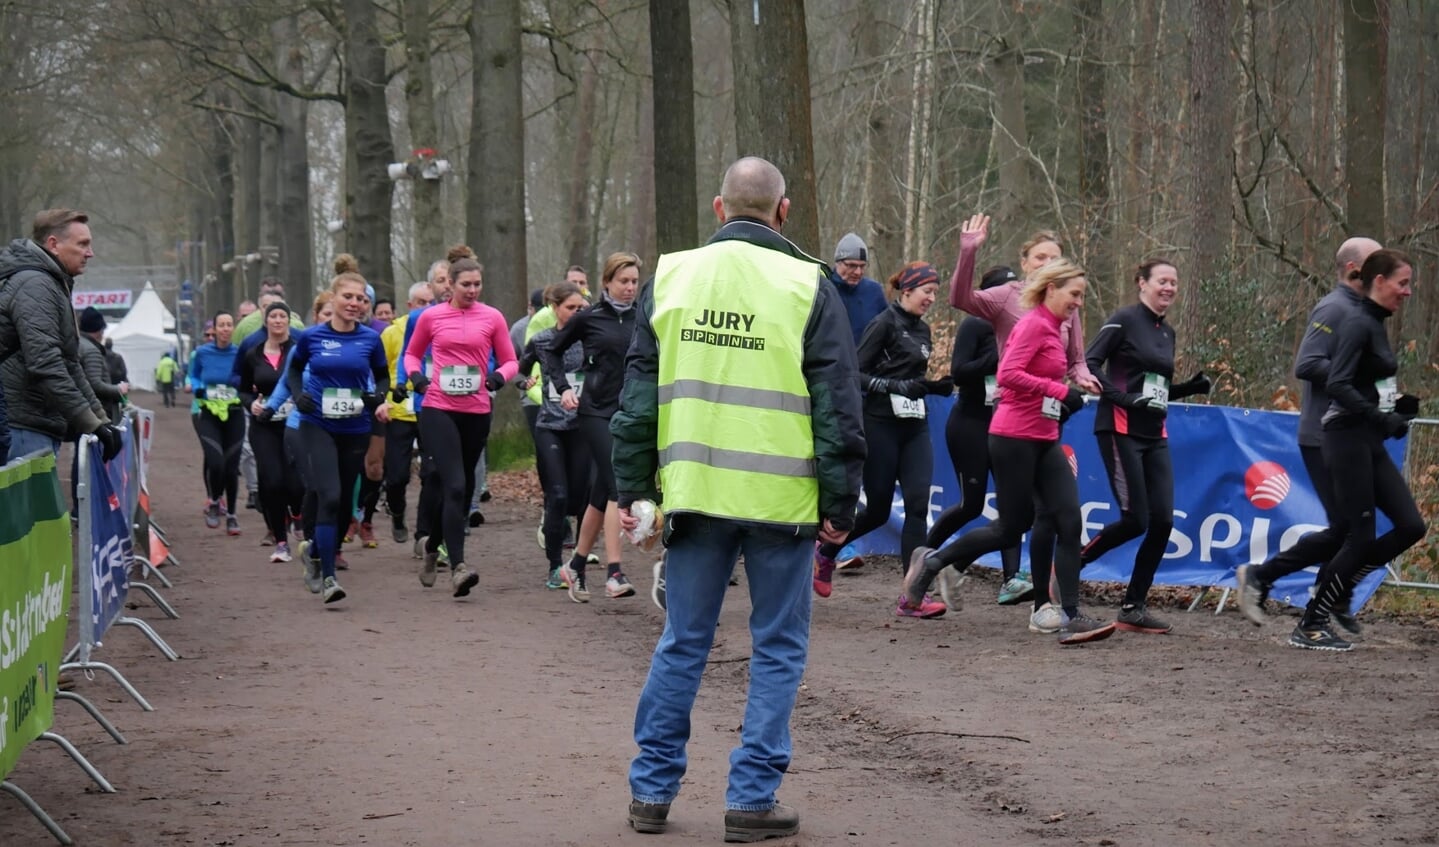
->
xmin=3 ymin=0 xmax=1437 ymax=582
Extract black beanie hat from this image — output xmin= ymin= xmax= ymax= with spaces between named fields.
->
xmin=79 ymin=306 xmax=106 ymax=333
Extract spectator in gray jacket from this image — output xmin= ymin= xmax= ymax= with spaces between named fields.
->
xmin=0 ymin=209 xmax=122 ymax=461
xmin=78 ymin=307 xmax=129 ymax=424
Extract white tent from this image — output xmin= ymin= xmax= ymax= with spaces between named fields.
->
xmin=108 ymin=282 xmax=185 ymax=392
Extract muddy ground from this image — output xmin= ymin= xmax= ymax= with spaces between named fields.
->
xmin=2 ymin=396 xmax=1436 ymax=846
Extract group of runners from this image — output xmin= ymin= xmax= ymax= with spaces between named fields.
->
xmin=183 ymin=221 xmax=1423 ymax=651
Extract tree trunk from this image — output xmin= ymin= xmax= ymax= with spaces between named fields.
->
xmin=233 ymin=116 xmax=263 ymax=302
xmin=902 ymin=0 xmax=936 ymax=261
xmin=566 ymin=54 xmax=599 ymax=272
xmin=258 ymin=106 xmax=280 ymax=266
xmin=730 ymin=0 xmax=820 ymax=256
xmin=467 ymin=0 xmax=527 ymax=323
xmin=1343 ymin=0 xmax=1388 ymax=239
xmin=272 ymin=15 xmax=314 ymax=301
xmin=1074 ymin=0 xmax=1111 ymax=307
xmin=403 ymin=0 xmax=444 ymax=274
xmin=628 ymin=82 xmax=656 ymax=265
xmin=344 ymin=0 xmax=397 ymax=295
xmin=208 ymin=111 xmax=236 ymax=313
xmin=1182 ymin=0 xmax=1235 ymax=350
xmin=649 ymin=0 xmax=698 ymax=254
xmin=856 ymin=1 xmax=904 ymax=274
xmin=988 ymin=27 xmax=1035 ymax=260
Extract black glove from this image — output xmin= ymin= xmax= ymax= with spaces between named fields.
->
xmin=254 ymin=406 xmax=275 ymax=423
xmin=1125 ymin=393 xmax=1153 ymax=409
xmin=390 ymin=385 xmax=408 ymax=404
xmin=409 ymin=371 xmax=431 ymax=395
xmin=484 ymin=371 xmax=506 ymax=392
xmin=1380 ymin=412 xmax=1410 ymax=440
xmin=1063 ymin=387 xmax=1086 ymax=415
xmin=923 ymin=377 xmax=955 ymax=396
xmin=892 ymin=379 xmax=927 ymax=400
xmin=295 ymin=392 xmax=318 ymax=415
xmin=362 ymin=392 xmax=384 ymax=411
xmin=1396 ymin=394 xmax=1421 ymax=419
xmin=1178 ymin=371 xmax=1212 ymax=396
xmin=92 ymin=423 xmax=123 ymax=463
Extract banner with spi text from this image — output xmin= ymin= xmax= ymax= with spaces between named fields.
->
xmin=0 ymin=452 xmax=72 ymax=779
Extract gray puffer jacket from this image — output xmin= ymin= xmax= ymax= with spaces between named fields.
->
xmin=80 ymin=334 xmax=124 ymax=424
xmin=0 ymin=239 xmax=107 ymax=439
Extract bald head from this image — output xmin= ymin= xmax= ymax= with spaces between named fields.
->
xmin=1336 ymin=237 xmax=1382 ymax=288
xmin=717 ymin=157 xmax=786 ymax=225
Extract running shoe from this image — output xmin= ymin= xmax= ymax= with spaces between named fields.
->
xmin=563 ymin=519 xmax=576 ymax=549
xmin=420 ymin=548 xmax=439 ymax=587
xmin=246 ymin=490 xmax=258 ymax=511
xmin=226 ymin=514 xmax=241 ymax=536
xmin=1058 ymin=613 xmax=1117 ymax=645
xmin=204 ymin=501 xmax=221 ymax=529
xmin=290 ymin=513 xmax=303 ymax=535
xmin=344 ymin=518 xmax=359 ymax=543
xmin=651 ymin=558 xmax=667 ymax=612
xmin=1331 ymin=609 xmax=1363 ymax=639
xmin=1115 ymin=604 xmax=1172 ymax=634
xmin=480 ymin=488 xmax=492 ymax=503
xmin=536 ymin=523 xmax=545 ymax=551
xmin=558 ymin=563 xmax=589 ymax=603
xmin=586 ymin=553 xmax=600 ymax=567
xmin=901 ymin=546 xmax=935 ymax=606
xmin=812 ymin=544 xmax=836 ymax=598
xmin=392 ymin=521 xmax=408 ymax=544
xmin=451 ymin=563 xmax=479 ymax=597
xmin=606 ymin=573 xmax=636 ymax=598
xmin=895 ymin=594 xmax=947 ymax=619
xmin=997 ymin=574 xmax=1035 ymax=606
xmin=546 ymin=568 xmax=567 ymax=590
xmin=413 ymin=534 xmax=427 ymax=560
xmin=358 ymin=522 xmax=378 ymax=548
xmin=1288 ymin=623 xmax=1353 ymax=652
xmin=1028 ymin=603 xmax=1067 ymax=634
xmin=322 ymin=575 xmax=346 ymax=604
xmin=1235 ymin=564 xmax=1269 ymax=626
xmin=270 ymin=541 xmax=292 ymax=563
xmin=936 ymin=565 xmax=966 ymax=612
xmin=335 ymin=552 xmax=350 ymax=571
xmin=261 ymin=532 xmax=274 ymax=547
xmin=438 ymin=543 xmax=451 ymax=566
xmin=836 ymin=555 xmax=864 ymax=572
xmin=299 ymin=542 xmax=322 ymax=594
xmin=467 ymin=509 xmax=485 ymax=527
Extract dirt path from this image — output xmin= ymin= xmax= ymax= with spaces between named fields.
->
xmin=3 ymin=396 xmax=1436 ymax=846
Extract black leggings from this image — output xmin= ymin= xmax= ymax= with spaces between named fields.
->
xmin=418 ymin=407 xmax=491 ymax=568
xmin=250 ymin=420 xmax=303 ymax=542
xmin=535 ymin=426 xmax=591 ymax=569
xmin=1081 ymin=432 xmax=1173 ymax=606
xmin=822 ymin=414 xmax=932 ymax=567
xmin=578 ymin=413 xmax=617 ymax=511
xmin=383 ymin=419 xmax=420 ymax=527
xmin=925 ymin=407 xmax=1020 ymax=579
xmin=1250 ymin=444 xmax=1346 ymax=586
xmin=299 ymin=422 xmax=369 ymax=579
xmin=1304 ymin=426 xmax=1425 ymax=625
xmin=193 ymin=407 xmax=245 ymax=513
xmin=924 ymin=435 xmax=1081 ymax=610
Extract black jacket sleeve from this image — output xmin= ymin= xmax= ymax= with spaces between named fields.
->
xmin=610 ymin=282 xmax=661 ymax=506
xmin=1085 ymin=315 xmax=1142 ymax=408
xmin=539 ymin=308 xmax=588 ymax=396
xmin=1293 ymin=297 xmax=1346 ymax=386
xmin=949 ymin=318 xmax=996 ymax=382
xmin=13 ymin=274 xmax=104 ymax=433
xmin=1325 ymin=317 xmax=1383 ymax=422
xmin=237 ymin=348 xmax=260 ymax=409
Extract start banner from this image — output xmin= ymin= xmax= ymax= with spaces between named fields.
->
xmin=843 ymin=400 xmax=1401 ymax=610
xmin=71 ymin=289 xmax=132 ymax=310
xmin=0 ymin=452 xmax=72 ymax=779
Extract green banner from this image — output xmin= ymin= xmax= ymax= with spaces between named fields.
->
xmin=0 ymin=452 xmax=71 ymax=780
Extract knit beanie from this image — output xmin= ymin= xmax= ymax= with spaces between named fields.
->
xmin=79 ymin=306 xmax=106 ymax=333
xmin=834 ymin=233 xmax=868 ymax=264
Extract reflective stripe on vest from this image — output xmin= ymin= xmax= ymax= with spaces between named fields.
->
xmin=652 ymin=239 xmax=820 ymax=525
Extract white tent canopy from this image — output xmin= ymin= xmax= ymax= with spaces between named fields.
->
xmin=107 ymin=282 xmax=185 ymax=392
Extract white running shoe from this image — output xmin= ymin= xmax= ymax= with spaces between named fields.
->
xmin=1028 ymin=602 xmax=1068 ymax=634
xmin=936 ymin=565 xmax=966 ymax=612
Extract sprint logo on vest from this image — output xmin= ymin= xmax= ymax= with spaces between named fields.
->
xmin=681 ymin=309 xmax=765 ymax=350
xmin=1244 ymin=461 xmax=1291 ymax=509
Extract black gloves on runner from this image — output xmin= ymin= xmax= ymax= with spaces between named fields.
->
xmin=1058 ymin=387 xmax=1086 ymax=424
xmin=1380 ymin=412 xmax=1410 ymax=440
xmin=254 ymin=406 xmax=275 ymax=423
xmin=1127 ymin=393 xmax=1157 ymax=410
xmin=923 ymin=377 xmax=955 ymax=396
xmin=484 ymin=371 xmax=506 ymax=392
xmin=362 ymin=392 xmax=384 ymax=411
xmin=1174 ymin=371 xmax=1212 ymax=397
xmin=1396 ymin=394 xmax=1421 ymax=419
xmin=865 ymin=377 xmax=926 ymax=399
xmin=408 ymin=372 xmax=430 ymax=395
xmin=390 ymin=385 xmax=408 ymax=404
xmin=92 ymin=422 xmax=123 ymax=462
xmin=295 ymin=392 xmax=318 ymax=415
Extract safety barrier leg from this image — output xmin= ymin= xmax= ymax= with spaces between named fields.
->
xmin=0 ymin=781 xmax=74 ymax=845
xmin=135 ymin=557 xmax=174 ymax=589
xmin=55 ymin=691 xmax=127 ymax=744
xmin=59 ymin=661 xmax=154 ymax=711
xmin=112 ymin=617 xmax=180 ymax=660
xmin=126 ymin=581 xmax=179 ymax=619
xmin=36 ymin=732 xmax=115 ymax=793
xmin=1213 ymin=587 xmax=1233 ymax=615
xmin=1187 ymin=587 xmax=1210 ymax=612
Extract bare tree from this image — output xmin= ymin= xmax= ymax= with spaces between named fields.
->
xmin=343 ymin=0 xmax=397 ymax=297
xmin=1343 ymin=0 xmax=1388 ymax=239
xmin=649 ymin=0 xmax=698 ymax=253
xmin=1181 ymin=0 xmax=1235 ymax=348
xmin=403 ymin=0 xmax=444 ymax=270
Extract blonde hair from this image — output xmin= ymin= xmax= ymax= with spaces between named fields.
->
xmin=311 ymin=290 xmax=335 ymax=323
xmin=1019 ymin=230 xmax=1063 ymax=264
xmin=1019 ymin=258 xmax=1086 ymax=311
xmin=602 ymin=251 xmax=642 ymax=284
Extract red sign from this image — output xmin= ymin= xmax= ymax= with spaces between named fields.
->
xmin=72 ymin=290 xmax=133 ymax=309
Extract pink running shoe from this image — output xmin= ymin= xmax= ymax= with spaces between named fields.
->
xmin=895 ymin=595 xmax=947 ymax=618
xmin=812 ymin=544 xmax=836 ymax=598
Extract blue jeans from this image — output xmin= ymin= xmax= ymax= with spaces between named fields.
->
xmin=629 ymin=516 xmax=813 ymax=811
xmin=9 ymin=427 xmax=61 ymax=460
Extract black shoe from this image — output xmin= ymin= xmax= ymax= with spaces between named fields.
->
xmin=246 ymin=491 xmax=258 ymax=511
xmin=1115 ymin=604 xmax=1172 ymax=634
xmin=628 ymin=800 xmax=670 ymax=834
xmin=724 ymin=803 xmax=799 ymax=843
xmin=479 ymin=489 xmax=492 ymax=503
xmin=468 ymin=509 xmax=485 ymax=527
xmin=1288 ymin=623 xmax=1354 ymax=652
xmin=1331 ymin=610 xmax=1363 ymax=638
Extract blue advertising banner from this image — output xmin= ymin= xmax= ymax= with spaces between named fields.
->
xmin=843 ymin=399 xmax=1401 ymax=610
xmin=88 ymin=436 xmax=133 ymax=641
